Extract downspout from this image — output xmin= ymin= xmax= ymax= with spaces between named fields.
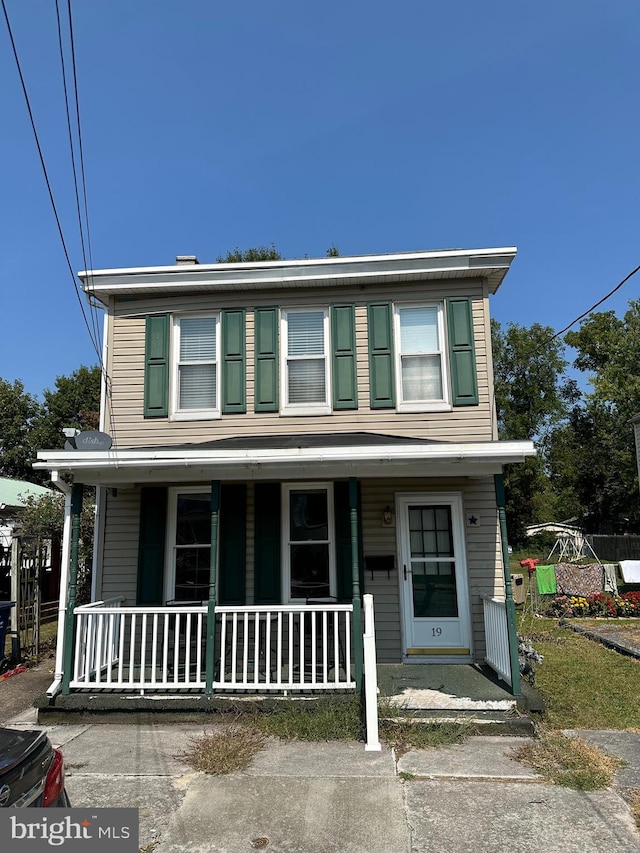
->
xmin=205 ymin=481 xmax=220 ymax=695
xmin=349 ymin=478 xmax=363 ymax=692
xmin=47 ymin=472 xmax=72 ymax=698
xmin=494 ymin=474 xmax=521 ymax=696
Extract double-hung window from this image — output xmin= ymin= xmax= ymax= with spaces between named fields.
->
xmin=172 ymin=315 xmax=220 ymax=418
xmin=281 ymin=308 xmax=331 ymax=415
xmin=394 ymin=304 xmax=449 ymax=411
xmin=165 ymin=489 xmax=211 ymax=602
xmin=283 ymin=484 xmax=336 ymax=602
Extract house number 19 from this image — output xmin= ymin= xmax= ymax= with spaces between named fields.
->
xmin=432 ymin=628 xmax=442 ymax=637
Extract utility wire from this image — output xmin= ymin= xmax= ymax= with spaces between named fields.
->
xmin=65 ymin=0 xmax=101 ymax=349
xmin=548 ymin=263 xmax=640 ymax=343
xmin=2 ymin=0 xmax=102 ymax=363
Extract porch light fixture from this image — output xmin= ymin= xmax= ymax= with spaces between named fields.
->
xmin=382 ymin=505 xmax=394 ymax=527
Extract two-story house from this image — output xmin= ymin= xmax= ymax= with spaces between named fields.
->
xmin=36 ymin=247 xmax=534 ymax=701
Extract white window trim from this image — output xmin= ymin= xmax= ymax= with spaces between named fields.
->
xmin=170 ymin=312 xmax=221 ymax=420
xmin=282 ymin=482 xmax=336 ymax=604
xmin=393 ymin=301 xmax=451 ymax=413
xmin=280 ymin=307 xmax=332 ymax=416
xmin=164 ymin=486 xmax=215 ymax=603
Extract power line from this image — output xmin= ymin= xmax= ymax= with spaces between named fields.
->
xmin=2 ymin=0 xmax=102 ymax=363
xmin=66 ymin=0 xmax=102 ymax=348
xmin=548 ymin=262 xmax=640 ymax=343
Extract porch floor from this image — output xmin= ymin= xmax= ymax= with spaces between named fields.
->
xmin=377 ymin=664 xmax=516 ymax=712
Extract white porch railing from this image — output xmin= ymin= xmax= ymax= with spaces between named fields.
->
xmin=481 ymin=595 xmax=512 ymax=685
xmin=215 ymin=605 xmax=354 ymax=691
xmin=70 ymin=601 xmax=355 ymax=692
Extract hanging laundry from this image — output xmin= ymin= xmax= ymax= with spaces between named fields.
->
xmin=535 ymin=565 xmax=557 ymax=595
xmin=602 ymin=564 xmax=619 ymax=595
xmin=619 ymin=561 xmax=640 ymax=583
xmin=554 ymin=563 xmax=603 ymax=597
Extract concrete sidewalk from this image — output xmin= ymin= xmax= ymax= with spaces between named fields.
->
xmin=3 ymin=711 xmax=639 ymax=852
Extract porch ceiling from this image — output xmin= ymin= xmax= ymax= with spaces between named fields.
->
xmin=35 ymin=434 xmax=535 ymax=486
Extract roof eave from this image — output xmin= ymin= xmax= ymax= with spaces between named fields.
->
xmin=79 ymin=247 xmax=517 ymax=302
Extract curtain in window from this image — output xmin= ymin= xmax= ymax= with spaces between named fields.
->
xmin=399 ymin=307 xmax=443 ymax=401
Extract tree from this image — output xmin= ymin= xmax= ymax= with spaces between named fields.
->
xmin=217 ymin=244 xmax=282 ymax=263
xmin=491 ymin=320 xmax=579 ymax=545
xmin=552 ymin=300 xmax=640 ymax=533
xmin=0 ymin=378 xmax=42 ymax=481
xmin=32 ymin=365 xmax=101 ymax=452
xmin=21 ymin=490 xmax=95 ymax=604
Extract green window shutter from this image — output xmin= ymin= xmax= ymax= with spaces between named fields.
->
xmin=334 ymin=481 xmax=364 ymax=603
xmin=137 ymin=487 xmax=167 ymax=604
xmin=219 ymin=484 xmax=247 ymax=605
xmin=222 ymin=309 xmax=246 ymax=414
xmin=144 ymin=315 xmax=169 ymax=418
xmin=446 ymin=298 xmax=479 ymax=406
xmin=254 ymin=483 xmax=281 ymax=603
xmin=254 ymin=307 xmax=279 ymax=412
xmin=367 ymin=302 xmax=396 ymax=409
xmin=331 ymin=305 xmax=358 ymax=410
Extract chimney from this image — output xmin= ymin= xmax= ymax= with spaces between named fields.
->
xmin=175 ymin=255 xmax=199 ymax=265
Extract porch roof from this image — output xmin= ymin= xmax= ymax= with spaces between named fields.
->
xmin=35 ymin=432 xmax=535 ymax=485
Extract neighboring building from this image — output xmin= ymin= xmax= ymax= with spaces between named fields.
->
xmin=0 ymin=477 xmax=56 ymax=601
xmin=35 ymin=248 xmax=534 ymax=699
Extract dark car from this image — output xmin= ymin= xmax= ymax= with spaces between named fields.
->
xmin=0 ymin=727 xmax=70 ymax=807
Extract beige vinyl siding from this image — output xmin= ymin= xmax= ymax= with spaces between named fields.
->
xmin=97 ymin=476 xmax=503 ymax=665
xmin=100 ymin=487 xmax=140 ymax=604
xmin=106 ymin=279 xmax=494 ymax=447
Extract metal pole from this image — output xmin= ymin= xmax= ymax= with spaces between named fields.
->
xmin=205 ymin=481 xmax=220 ymax=694
xmin=494 ymin=474 xmax=521 ymax=696
xmin=349 ymin=478 xmax=363 ymax=692
xmin=62 ymin=483 xmax=83 ymax=694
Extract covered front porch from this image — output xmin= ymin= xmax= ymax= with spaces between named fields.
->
xmin=35 ymin=433 xmax=531 ymax=704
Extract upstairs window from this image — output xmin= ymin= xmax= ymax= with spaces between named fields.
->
xmin=394 ymin=304 xmax=449 ymax=411
xmin=281 ymin=308 xmax=331 ymax=415
xmin=172 ymin=315 xmax=220 ymax=418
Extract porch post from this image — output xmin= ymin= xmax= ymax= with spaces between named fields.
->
xmin=349 ymin=477 xmax=363 ymax=691
xmin=61 ymin=484 xmax=83 ymax=695
xmin=205 ymin=480 xmax=220 ymax=694
xmin=494 ymin=474 xmax=521 ymax=696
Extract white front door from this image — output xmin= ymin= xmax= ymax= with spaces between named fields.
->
xmin=397 ymin=493 xmax=471 ymax=658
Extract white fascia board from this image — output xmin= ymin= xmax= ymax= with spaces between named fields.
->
xmin=35 ymin=440 xmax=535 ymax=473
xmin=78 ymin=248 xmax=517 ymax=297
xmin=79 ymin=247 xmax=517 ymax=278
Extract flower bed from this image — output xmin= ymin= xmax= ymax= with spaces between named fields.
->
xmin=547 ymin=591 xmax=640 ymax=618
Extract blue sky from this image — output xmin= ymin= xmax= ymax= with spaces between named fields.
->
xmin=1 ymin=1 xmax=638 ymax=397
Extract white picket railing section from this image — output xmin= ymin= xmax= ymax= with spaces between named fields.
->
xmin=481 ymin=595 xmax=512 ymax=685
xmin=215 ymin=605 xmax=354 ymax=691
xmin=70 ymin=602 xmax=355 ymax=692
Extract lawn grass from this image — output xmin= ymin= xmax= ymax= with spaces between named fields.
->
xmin=518 ymin=613 xmax=640 ymax=729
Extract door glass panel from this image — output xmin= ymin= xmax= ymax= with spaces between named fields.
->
xmin=409 ymin=506 xmax=458 ymax=618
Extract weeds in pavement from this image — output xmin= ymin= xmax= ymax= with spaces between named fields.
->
xmin=178 ymin=725 xmax=266 ymax=775
xmin=253 ymin=696 xmax=364 ymax=741
xmin=623 ymin=789 xmax=640 ymax=831
xmin=513 ymin=730 xmax=624 ymax=791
